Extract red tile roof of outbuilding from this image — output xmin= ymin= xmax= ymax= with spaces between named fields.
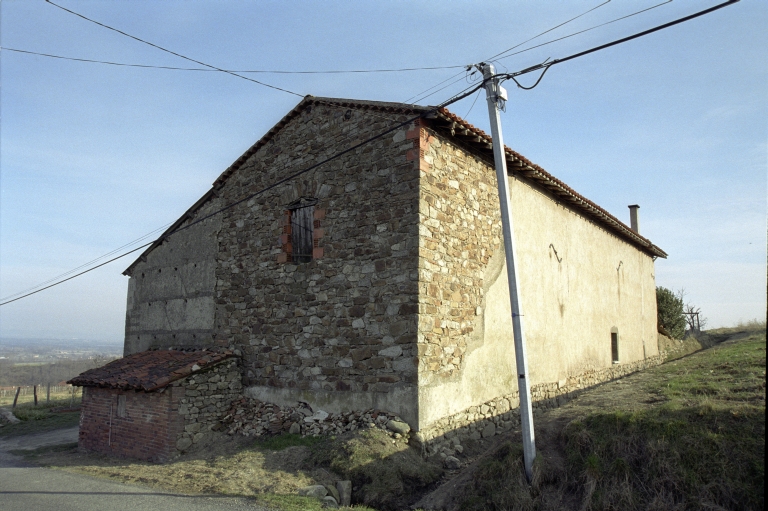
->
xmin=68 ymin=349 xmax=236 ymax=391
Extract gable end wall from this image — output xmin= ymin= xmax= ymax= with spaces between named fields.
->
xmin=212 ymin=105 xmax=423 ymax=425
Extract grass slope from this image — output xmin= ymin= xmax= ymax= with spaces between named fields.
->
xmin=461 ymin=332 xmax=766 ymax=511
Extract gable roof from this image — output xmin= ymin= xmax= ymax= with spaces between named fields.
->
xmin=124 ymin=95 xmax=665 ymax=275
xmin=68 ymin=349 xmax=236 ymax=391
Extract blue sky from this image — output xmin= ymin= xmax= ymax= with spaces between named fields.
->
xmin=1 ymin=0 xmax=765 ymax=341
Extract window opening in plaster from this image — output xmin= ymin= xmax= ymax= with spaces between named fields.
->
xmin=611 ymin=328 xmax=619 ymax=363
xmin=287 ymin=197 xmax=317 ymax=264
xmin=117 ymin=395 xmax=126 ymax=418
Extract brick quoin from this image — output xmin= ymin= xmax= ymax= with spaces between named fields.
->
xmin=405 ymin=119 xmax=432 ymax=172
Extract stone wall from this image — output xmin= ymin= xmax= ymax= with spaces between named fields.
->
xmin=212 ymin=102 xmax=423 ymax=425
xmin=173 ymin=357 xmax=242 ymax=452
xmin=414 ymin=127 xmax=502 ymax=382
xmin=124 ymin=196 xmax=223 ymax=355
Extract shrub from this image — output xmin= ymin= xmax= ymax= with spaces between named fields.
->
xmin=657 ymin=286 xmax=686 ymax=339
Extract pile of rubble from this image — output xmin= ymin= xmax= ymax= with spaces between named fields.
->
xmin=220 ymin=396 xmax=412 ymax=439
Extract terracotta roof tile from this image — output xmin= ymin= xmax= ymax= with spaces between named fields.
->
xmin=68 ymin=349 xmax=236 ymax=391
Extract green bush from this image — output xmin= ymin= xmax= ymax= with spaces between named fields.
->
xmin=657 ymin=286 xmax=686 ymax=339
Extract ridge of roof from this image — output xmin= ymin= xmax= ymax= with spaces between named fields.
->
xmin=124 ymin=95 xmax=665 ymax=274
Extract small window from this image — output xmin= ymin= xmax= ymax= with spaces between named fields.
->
xmin=287 ymin=197 xmax=317 ymax=264
xmin=611 ymin=328 xmax=619 ymax=363
xmin=116 ymin=395 xmax=127 ymax=418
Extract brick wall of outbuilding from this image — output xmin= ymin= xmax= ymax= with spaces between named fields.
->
xmin=78 ymin=386 xmax=183 ymax=462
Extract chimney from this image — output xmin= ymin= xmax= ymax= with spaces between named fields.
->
xmin=628 ymin=205 xmax=640 ymax=233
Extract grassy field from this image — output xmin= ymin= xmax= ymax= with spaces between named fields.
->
xmin=460 ymin=330 xmax=765 ymax=511
xmin=0 ymin=394 xmax=82 ymax=438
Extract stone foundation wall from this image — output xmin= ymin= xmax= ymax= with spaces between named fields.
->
xmin=174 ymin=358 xmax=242 ymax=452
xmin=415 ymin=355 xmax=665 ymax=456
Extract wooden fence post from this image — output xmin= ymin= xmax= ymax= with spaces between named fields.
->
xmin=34 ymin=385 xmax=38 ymax=406
xmin=47 ymin=383 xmax=51 ymax=404
xmin=12 ymin=387 xmax=21 ymax=408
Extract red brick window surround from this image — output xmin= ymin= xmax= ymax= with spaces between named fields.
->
xmin=278 ymin=197 xmax=325 ymax=263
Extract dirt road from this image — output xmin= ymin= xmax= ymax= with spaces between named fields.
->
xmin=0 ymin=428 xmax=269 ymax=511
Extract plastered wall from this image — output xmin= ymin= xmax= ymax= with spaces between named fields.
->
xmin=416 ymin=128 xmax=658 ymax=431
xmin=124 ymin=197 xmax=222 ymax=355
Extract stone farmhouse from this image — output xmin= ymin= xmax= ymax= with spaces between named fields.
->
xmin=117 ymin=96 xmax=667 ymax=446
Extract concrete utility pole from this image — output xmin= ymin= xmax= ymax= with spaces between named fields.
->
xmin=478 ymin=62 xmax=536 ymax=482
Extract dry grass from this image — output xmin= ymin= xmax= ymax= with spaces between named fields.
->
xmin=18 ymin=424 xmax=437 ymax=510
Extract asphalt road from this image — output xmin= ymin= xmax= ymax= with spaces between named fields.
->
xmin=0 ymin=425 xmax=268 ymax=511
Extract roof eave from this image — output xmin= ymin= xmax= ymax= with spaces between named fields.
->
xmin=432 ymin=109 xmax=667 ymax=259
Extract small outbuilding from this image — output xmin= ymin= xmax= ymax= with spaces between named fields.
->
xmin=69 ymin=348 xmax=240 ymax=462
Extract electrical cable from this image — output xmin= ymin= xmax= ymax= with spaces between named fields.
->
xmin=402 ymin=68 xmax=469 ymax=104
xmin=404 ymin=1 xmax=612 ymax=112
xmin=499 ymin=0 xmax=740 ymax=86
xmin=0 ymin=242 xmax=154 ymax=306
xmin=7 ymin=0 xmax=739 ymax=306
xmin=0 ymin=222 xmax=172 ymax=302
xmin=509 ymin=64 xmax=552 ymax=90
xmin=166 ymin=82 xmax=484 ymax=238
xmin=408 ymin=74 xmax=474 ymax=105
xmin=463 ymin=90 xmax=482 ymax=118
xmin=0 ymin=82 xmax=486 ymax=307
xmin=495 ymin=0 xmax=673 ymax=64
xmin=485 ymin=0 xmax=612 ymax=61
xmin=1 ymin=47 xmax=465 ymax=74
xmin=43 ymin=0 xmax=303 ymax=97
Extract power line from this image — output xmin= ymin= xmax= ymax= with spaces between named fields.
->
xmin=6 ymin=0 xmax=739 ymax=306
xmin=500 ymin=0 xmax=740 ymax=90
xmin=463 ymin=90 xmax=482 ymax=119
xmin=485 ymin=0 xmax=612 ymax=62
xmin=409 ymin=73 xmax=477 ymax=105
xmin=0 ymin=84 xmax=485 ymax=308
xmin=0 ymin=242 xmax=154 ymax=306
xmin=2 ymin=47 xmax=465 ymax=74
xmin=404 ymin=2 xmax=614 ymax=111
xmin=0 ymin=222 xmax=172 ymax=302
xmin=495 ymin=0 xmax=673 ymax=64
xmin=43 ymin=0 xmax=303 ymax=97
xmin=402 ymin=69 xmax=470 ymax=104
